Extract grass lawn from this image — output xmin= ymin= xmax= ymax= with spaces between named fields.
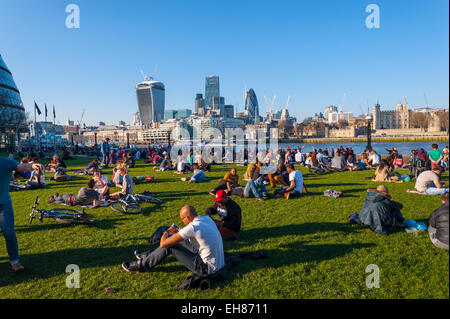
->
xmin=0 ymin=156 xmax=448 ymax=299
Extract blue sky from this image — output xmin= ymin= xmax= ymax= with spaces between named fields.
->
xmin=1 ymin=0 xmax=448 ymax=125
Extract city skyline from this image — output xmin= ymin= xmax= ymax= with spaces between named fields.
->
xmin=1 ymin=0 xmax=448 ymax=126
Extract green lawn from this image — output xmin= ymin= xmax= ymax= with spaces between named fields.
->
xmin=0 ymin=156 xmax=448 ymax=299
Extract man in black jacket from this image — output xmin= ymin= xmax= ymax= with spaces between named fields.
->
xmin=205 ymin=190 xmax=242 ymax=240
xmin=428 ymin=193 xmax=449 ymax=250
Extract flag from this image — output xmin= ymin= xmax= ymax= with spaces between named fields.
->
xmin=45 ymin=103 xmax=48 ymax=118
xmin=34 ymin=101 xmax=41 ymax=115
xmin=53 ymin=105 xmax=56 ymax=119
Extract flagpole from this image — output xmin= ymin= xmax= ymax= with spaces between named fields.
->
xmin=34 ymin=101 xmax=37 ymax=150
xmin=53 ymin=105 xmax=56 ymax=151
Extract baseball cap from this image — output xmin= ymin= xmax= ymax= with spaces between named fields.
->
xmin=214 ymin=190 xmax=227 ymax=202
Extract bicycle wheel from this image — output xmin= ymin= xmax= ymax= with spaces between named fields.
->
xmin=111 ymin=202 xmax=142 ymax=214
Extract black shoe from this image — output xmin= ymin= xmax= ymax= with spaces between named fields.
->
xmin=134 ymin=250 xmax=147 ymax=260
xmin=121 ymin=260 xmax=144 ymax=273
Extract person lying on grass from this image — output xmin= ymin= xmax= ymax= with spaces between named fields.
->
xmin=274 ymin=164 xmax=304 ymax=200
xmin=428 ymin=193 xmax=449 ymax=251
xmin=181 ymin=164 xmax=207 ymax=183
xmin=205 ymin=190 xmax=242 ymax=240
xmin=48 ymin=178 xmax=100 ymax=207
xmin=110 ymin=164 xmax=133 ymax=200
xmin=122 ymin=205 xmax=225 ymax=275
xmin=349 ymin=185 xmax=407 ymax=235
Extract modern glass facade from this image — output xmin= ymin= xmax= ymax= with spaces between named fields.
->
xmin=0 ymin=54 xmax=27 ymax=131
xmin=244 ymin=88 xmax=260 ymax=123
xmin=205 ymin=76 xmax=219 ymax=107
xmin=136 ymin=80 xmax=165 ymax=126
xmin=0 ymin=54 xmax=27 ymax=150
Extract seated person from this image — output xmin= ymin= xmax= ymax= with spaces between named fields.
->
xmin=122 ymin=205 xmax=225 ymax=276
xmin=49 ymin=178 xmax=100 ymax=207
xmin=124 ymin=153 xmax=136 ymax=168
xmin=268 ymin=162 xmax=289 ymax=189
xmin=347 ymin=153 xmax=358 ymax=171
xmin=374 ymin=160 xmax=399 ymax=182
xmin=206 ymin=190 xmax=242 ymax=240
xmin=85 ymin=159 xmax=100 ymax=175
xmin=368 ymin=150 xmax=381 ymax=168
xmin=26 ymin=165 xmax=45 ymax=188
xmin=210 ymin=168 xmax=240 ymax=195
xmin=393 ymin=154 xmax=404 ymax=168
xmin=274 ymin=164 xmax=303 ymax=199
xmin=428 ymin=193 xmax=449 ymax=251
xmin=93 ymin=169 xmax=109 ymax=200
xmin=244 ymin=173 xmax=268 ymax=201
xmin=110 ymin=164 xmax=134 ymax=199
xmin=243 ymin=160 xmax=258 ymax=181
xmin=154 ymin=155 xmax=172 ymax=171
xmin=330 ymin=151 xmax=347 ymax=170
xmin=358 ymin=153 xmax=370 ymax=170
xmin=414 ymin=165 xmax=449 ymax=195
xmin=46 ymin=155 xmax=66 ymax=172
xmin=109 ymin=149 xmax=118 ymax=166
xmin=181 ymin=164 xmax=206 ymax=183
xmin=350 ymin=185 xmax=406 ymax=235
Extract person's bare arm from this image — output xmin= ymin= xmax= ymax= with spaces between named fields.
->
xmin=160 ymin=230 xmax=183 ymax=248
xmin=285 ymin=180 xmax=296 ymax=192
xmin=16 ymin=163 xmax=43 ymax=173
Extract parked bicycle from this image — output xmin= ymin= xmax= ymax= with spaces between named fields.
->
xmin=29 ymin=196 xmax=95 ymax=225
xmin=110 ymin=192 xmax=162 ymax=214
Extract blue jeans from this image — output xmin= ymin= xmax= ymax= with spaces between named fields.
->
xmin=101 ymin=153 xmax=109 ymax=166
xmin=191 ymin=171 xmax=206 ymax=182
xmin=424 ymin=185 xmax=449 ymax=195
xmin=244 ymin=177 xmax=268 ymax=198
xmin=0 ymin=202 xmax=19 ymax=264
xmin=141 ymin=240 xmax=208 ymax=276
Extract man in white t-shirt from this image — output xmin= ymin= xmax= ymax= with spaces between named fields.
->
xmin=122 ymin=205 xmax=225 ymax=275
xmin=368 ymin=150 xmax=381 ymax=168
xmin=274 ymin=164 xmax=303 ymax=199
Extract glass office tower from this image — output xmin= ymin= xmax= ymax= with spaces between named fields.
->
xmin=244 ymin=88 xmax=260 ymax=123
xmin=205 ymin=76 xmax=219 ymax=107
xmin=0 ymin=54 xmax=27 ymax=149
xmin=135 ymin=80 xmax=165 ymax=126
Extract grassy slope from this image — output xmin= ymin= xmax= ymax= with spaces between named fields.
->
xmin=0 ymin=156 xmax=448 ymax=299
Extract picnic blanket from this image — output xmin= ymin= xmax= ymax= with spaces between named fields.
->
xmin=323 ymin=189 xmax=343 ymax=198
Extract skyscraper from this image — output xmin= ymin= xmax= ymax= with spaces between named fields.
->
xmin=195 ymin=93 xmax=205 ymax=114
xmin=205 ymin=76 xmax=219 ymax=107
xmin=136 ymin=78 xmax=165 ymax=126
xmin=244 ymin=88 xmax=260 ymax=123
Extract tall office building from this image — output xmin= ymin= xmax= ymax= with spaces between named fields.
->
xmin=205 ymin=76 xmax=219 ymax=107
xmin=224 ymin=105 xmax=234 ymax=118
xmin=195 ymin=93 xmax=205 ymax=114
xmin=135 ymin=78 xmax=165 ymax=126
xmin=212 ymin=96 xmax=225 ymax=116
xmin=244 ymin=88 xmax=260 ymax=123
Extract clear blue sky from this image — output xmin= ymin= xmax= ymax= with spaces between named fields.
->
xmin=1 ymin=0 xmax=448 ymax=125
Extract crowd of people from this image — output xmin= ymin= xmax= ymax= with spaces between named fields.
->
xmin=0 ymin=140 xmax=448 ymax=288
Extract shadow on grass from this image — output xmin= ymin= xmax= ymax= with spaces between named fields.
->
xmin=14 ymin=218 xmax=129 ymax=233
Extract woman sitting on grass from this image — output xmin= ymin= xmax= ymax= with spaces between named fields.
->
xmin=374 ymin=160 xmax=399 ymax=182
xmin=358 ymin=153 xmax=370 ymax=170
xmin=26 ymin=165 xmax=45 ymax=188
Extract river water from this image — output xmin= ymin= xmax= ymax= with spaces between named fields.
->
xmin=278 ymin=141 xmax=448 ymax=156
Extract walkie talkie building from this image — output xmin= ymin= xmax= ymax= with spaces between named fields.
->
xmin=135 ymin=79 xmax=165 ymax=126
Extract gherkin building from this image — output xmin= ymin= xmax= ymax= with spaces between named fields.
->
xmin=0 ymin=54 xmax=28 ymax=150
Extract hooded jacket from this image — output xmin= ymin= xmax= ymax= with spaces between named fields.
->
xmin=359 ymin=190 xmax=403 ymax=235
xmin=429 ymin=202 xmax=449 ymax=245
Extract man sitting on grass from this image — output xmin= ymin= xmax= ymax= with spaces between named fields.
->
xmin=49 ymin=178 xmax=100 ymax=207
xmin=414 ymin=165 xmax=448 ymax=195
xmin=349 ymin=185 xmax=406 ymax=235
xmin=210 ymin=167 xmax=240 ymax=195
xmin=122 ymin=205 xmax=225 ymax=276
xmin=428 ymin=193 xmax=449 ymax=251
xmin=205 ymin=190 xmax=242 ymax=240
xmin=181 ymin=164 xmax=207 ymax=183
xmin=274 ymin=164 xmax=303 ymax=199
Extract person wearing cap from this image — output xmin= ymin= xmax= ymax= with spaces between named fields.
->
xmin=205 ymin=190 xmax=242 ymax=240
xmin=122 ymin=205 xmax=225 ymax=275
xmin=101 ymin=138 xmax=111 ymax=168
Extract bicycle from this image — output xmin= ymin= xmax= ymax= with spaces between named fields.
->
xmin=110 ymin=193 xmax=162 ymax=214
xmin=29 ymin=196 xmax=95 ymax=225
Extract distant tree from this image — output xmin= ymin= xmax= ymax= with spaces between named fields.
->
xmin=410 ymin=111 xmax=430 ymax=129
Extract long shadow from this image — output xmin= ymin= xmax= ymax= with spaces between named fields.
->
xmin=14 ymin=218 xmax=129 ymax=233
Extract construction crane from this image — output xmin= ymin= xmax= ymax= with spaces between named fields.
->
xmin=77 ymin=109 xmax=85 ymax=128
xmin=424 ymin=93 xmax=430 ymax=108
xmin=285 ymin=95 xmax=291 ymax=109
xmin=339 ymin=92 xmax=347 ymax=113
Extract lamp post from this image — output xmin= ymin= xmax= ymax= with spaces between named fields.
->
xmin=365 ymin=115 xmax=372 ymax=152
